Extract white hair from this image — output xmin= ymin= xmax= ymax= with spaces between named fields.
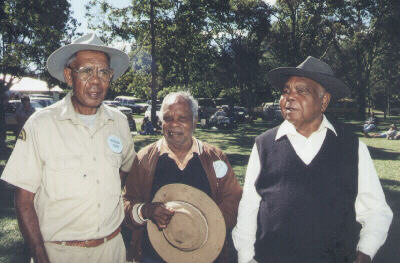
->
xmin=160 ymin=91 xmax=198 ymax=125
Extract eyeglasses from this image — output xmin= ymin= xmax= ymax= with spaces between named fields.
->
xmin=70 ymin=66 xmax=114 ymax=82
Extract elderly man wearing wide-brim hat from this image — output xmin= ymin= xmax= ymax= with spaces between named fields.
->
xmin=1 ymin=33 xmax=136 ymax=263
xmin=232 ymin=56 xmax=393 ymax=263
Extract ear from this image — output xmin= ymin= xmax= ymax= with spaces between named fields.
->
xmin=193 ymin=117 xmax=198 ymax=130
xmin=321 ymin=92 xmax=331 ymax=113
xmin=63 ymin=67 xmax=73 ymax=87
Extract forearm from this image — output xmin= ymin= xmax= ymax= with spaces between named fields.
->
xmin=15 ymin=187 xmax=50 ymax=263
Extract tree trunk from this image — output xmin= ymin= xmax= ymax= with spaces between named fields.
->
xmin=150 ymin=0 xmax=158 ymax=127
xmin=0 ymin=85 xmax=6 ymax=149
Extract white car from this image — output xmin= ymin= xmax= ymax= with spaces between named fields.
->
xmin=5 ymin=100 xmax=43 ymax=134
xmin=103 ymin=100 xmax=136 ymax=131
xmin=103 ymin=100 xmax=133 ymax=115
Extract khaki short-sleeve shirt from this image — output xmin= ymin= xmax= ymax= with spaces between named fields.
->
xmin=1 ymin=92 xmax=135 ymax=241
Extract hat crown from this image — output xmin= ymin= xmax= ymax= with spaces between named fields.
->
xmin=297 ymin=56 xmax=334 ymax=76
xmin=72 ymin=33 xmax=105 ymax=46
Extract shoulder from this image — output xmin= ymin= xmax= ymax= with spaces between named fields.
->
xmin=136 ymin=141 xmax=160 ymax=161
xmin=255 ymin=126 xmax=280 ymax=143
xmin=103 ymin=105 xmax=127 ymax=121
xmin=198 ymin=139 xmax=227 ymax=159
xmin=24 ymin=103 xmax=59 ymax=128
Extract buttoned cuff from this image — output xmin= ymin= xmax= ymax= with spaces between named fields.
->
xmin=131 ymin=203 xmax=148 ymax=225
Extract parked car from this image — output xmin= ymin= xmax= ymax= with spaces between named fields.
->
xmin=5 ymin=100 xmax=43 ymax=134
xmin=103 ymin=100 xmax=136 ymax=131
xmin=114 ymin=96 xmax=149 ymax=113
xmin=197 ymin=98 xmax=217 ymax=119
xmin=262 ymin=102 xmax=282 ymax=122
xmin=30 ymin=97 xmax=54 ymax=107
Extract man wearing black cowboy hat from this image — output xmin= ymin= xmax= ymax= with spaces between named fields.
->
xmin=1 ymin=33 xmax=135 ymax=263
xmin=233 ymin=56 xmax=392 ymax=263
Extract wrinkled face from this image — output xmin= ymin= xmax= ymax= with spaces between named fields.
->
xmin=162 ymin=97 xmax=195 ymax=148
xmin=64 ymin=50 xmax=111 ymax=115
xmin=280 ymin=76 xmax=330 ymax=130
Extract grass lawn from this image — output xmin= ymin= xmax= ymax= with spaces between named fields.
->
xmin=1 ymin=116 xmax=399 ymax=262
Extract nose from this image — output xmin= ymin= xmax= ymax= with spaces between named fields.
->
xmin=89 ymin=70 xmax=101 ymax=84
xmin=287 ymin=87 xmax=300 ymax=101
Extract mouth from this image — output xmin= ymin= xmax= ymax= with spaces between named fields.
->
xmin=86 ymin=91 xmax=103 ymax=100
xmin=167 ymin=130 xmax=183 ymax=137
xmin=285 ymin=106 xmax=297 ymax=113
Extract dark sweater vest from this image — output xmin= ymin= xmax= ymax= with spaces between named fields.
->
xmin=254 ymin=123 xmax=361 ymax=263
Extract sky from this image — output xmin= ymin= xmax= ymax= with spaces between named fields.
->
xmin=70 ymin=0 xmax=276 ymax=33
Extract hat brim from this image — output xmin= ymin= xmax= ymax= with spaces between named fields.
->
xmin=147 ymin=184 xmax=226 ymax=263
xmin=47 ymin=43 xmax=130 ymax=83
xmin=267 ymin=67 xmax=350 ymax=99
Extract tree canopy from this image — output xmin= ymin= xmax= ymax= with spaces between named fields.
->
xmin=0 ymin=0 xmax=77 ymax=147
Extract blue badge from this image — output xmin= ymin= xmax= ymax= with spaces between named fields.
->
xmin=107 ymin=135 xmax=123 ymax=153
xmin=213 ymin=160 xmax=228 ymax=179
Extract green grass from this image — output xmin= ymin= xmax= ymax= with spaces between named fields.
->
xmin=1 ymin=117 xmax=399 ymax=262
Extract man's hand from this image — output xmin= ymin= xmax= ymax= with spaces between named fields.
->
xmin=141 ymin=202 xmax=174 ymax=229
xmin=355 ymin=251 xmax=372 ymax=263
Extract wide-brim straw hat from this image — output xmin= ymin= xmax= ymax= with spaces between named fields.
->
xmin=147 ymin=184 xmax=226 ymax=263
xmin=47 ymin=33 xmax=129 ymax=83
xmin=267 ymin=56 xmax=350 ymax=99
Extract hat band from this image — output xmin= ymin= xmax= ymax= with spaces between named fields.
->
xmin=163 ymin=201 xmax=209 ymax=251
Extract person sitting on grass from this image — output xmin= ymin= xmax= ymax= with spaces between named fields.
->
xmin=363 ymin=112 xmax=378 ymax=136
xmin=140 ymin=116 xmax=155 ymax=135
xmin=365 ymin=123 xmax=398 ymax=139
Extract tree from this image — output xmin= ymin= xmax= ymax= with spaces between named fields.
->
xmin=0 ymin=0 xmax=77 ymax=148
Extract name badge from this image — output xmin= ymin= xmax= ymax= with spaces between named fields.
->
xmin=213 ymin=160 xmax=228 ymax=179
xmin=107 ymin=135 xmax=123 ymax=153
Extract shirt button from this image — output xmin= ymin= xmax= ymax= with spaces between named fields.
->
xmin=93 ymin=157 xmax=96 ymax=161
xmin=96 ymin=179 xmax=99 ymax=184
xmin=83 ymin=174 xmax=86 ymax=178
xmin=98 ymin=203 xmax=101 ymax=208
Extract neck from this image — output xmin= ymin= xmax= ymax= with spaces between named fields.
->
xmin=294 ymin=116 xmax=323 ymax=138
xmin=71 ymin=95 xmax=97 ymax=115
xmin=167 ymin=139 xmax=193 ymax=161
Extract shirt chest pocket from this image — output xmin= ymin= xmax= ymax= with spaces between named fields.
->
xmin=44 ymin=155 xmax=94 ymax=200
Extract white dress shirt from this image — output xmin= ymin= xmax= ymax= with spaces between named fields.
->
xmin=232 ymin=116 xmax=393 ymax=263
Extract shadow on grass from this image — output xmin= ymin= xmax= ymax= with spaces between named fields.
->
xmin=226 ymin=153 xmax=250 ymax=169
xmin=367 ymin=146 xmax=400 ymax=161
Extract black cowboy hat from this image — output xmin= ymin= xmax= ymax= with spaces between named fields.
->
xmin=267 ymin=56 xmax=350 ymax=99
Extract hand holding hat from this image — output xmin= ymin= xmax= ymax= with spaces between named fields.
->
xmin=147 ymin=184 xmax=226 ymax=263
xmin=142 ymin=202 xmax=175 ymax=229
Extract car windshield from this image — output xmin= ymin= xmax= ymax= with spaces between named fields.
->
xmin=31 ymin=101 xmax=43 ymax=110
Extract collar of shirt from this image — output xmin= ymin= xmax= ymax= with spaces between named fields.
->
xmin=275 ymin=115 xmax=337 ymax=165
xmin=276 ymin=115 xmax=337 ymax=140
xmin=57 ymin=92 xmax=114 ymax=124
xmin=159 ymin=137 xmax=200 ymax=170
